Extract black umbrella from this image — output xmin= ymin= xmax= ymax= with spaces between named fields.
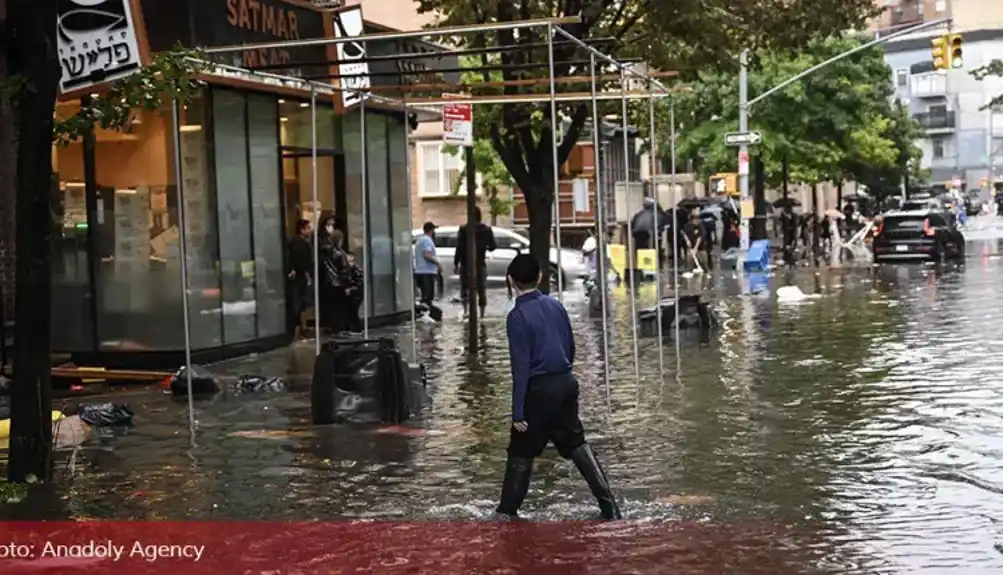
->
xmin=842 ymin=193 xmax=868 ymax=202
xmin=630 ymin=206 xmax=657 ymax=235
xmin=773 ymin=197 xmax=801 ymax=209
xmin=676 ymin=196 xmax=705 ymax=210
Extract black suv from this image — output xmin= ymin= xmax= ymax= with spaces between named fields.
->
xmin=872 ymin=209 xmax=965 ymax=262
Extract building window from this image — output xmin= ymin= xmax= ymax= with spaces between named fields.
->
xmin=417 ymin=141 xmax=466 ymax=196
xmin=896 ymin=69 xmax=908 ymax=88
xmin=935 ymin=0 xmax=946 ymax=12
xmin=932 ymin=136 xmax=947 ymax=159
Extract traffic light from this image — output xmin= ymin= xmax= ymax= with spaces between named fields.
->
xmin=931 ymin=35 xmax=949 ymax=70
xmin=949 ymin=34 xmax=964 ymax=69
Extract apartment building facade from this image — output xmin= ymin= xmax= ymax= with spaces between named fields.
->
xmin=871 ymin=0 xmax=1003 ymax=190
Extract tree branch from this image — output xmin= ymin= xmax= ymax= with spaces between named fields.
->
xmin=490 ymin=122 xmax=531 ymax=189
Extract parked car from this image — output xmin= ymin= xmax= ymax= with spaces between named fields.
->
xmin=872 ymin=208 xmax=966 ymax=263
xmin=412 ymin=226 xmax=588 ymax=285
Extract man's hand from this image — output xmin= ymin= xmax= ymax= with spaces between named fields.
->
xmin=453 ymin=265 xmax=460 ymax=275
xmin=512 ymin=421 xmax=528 ymax=433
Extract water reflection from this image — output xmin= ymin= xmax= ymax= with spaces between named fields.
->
xmin=6 ymin=238 xmax=1003 ymax=570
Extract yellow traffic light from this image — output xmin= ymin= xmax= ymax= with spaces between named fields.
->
xmin=931 ymin=35 xmax=949 ymax=70
xmin=949 ymin=33 xmax=963 ymax=69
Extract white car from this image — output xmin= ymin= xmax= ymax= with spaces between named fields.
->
xmin=412 ymin=226 xmax=588 ymax=286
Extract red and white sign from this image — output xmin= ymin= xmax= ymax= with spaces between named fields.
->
xmin=443 ymin=99 xmax=473 ymax=147
xmin=738 ymin=150 xmax=749 ymax=176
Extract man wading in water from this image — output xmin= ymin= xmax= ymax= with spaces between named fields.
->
xmin=497 ymin=254 xmax=621 ymax=520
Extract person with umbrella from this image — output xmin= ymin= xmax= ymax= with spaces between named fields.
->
xmin=719 ymin=198 xmax=741 ymax=252
xmin=699 ymin=206 xmax=718 ymax=270
xmin=630 ymin=198 xmax=670 ymax=274
xmin=775 ymin=198 xmax=800 ymax=265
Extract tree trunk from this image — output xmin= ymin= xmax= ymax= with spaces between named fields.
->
xmin=524 ymin=190 xmax=552 ymax=293
xmin=7 ymin=0 xmax=60 ymax=483
xmin=0 ymin=0 xmax=17 ymax=354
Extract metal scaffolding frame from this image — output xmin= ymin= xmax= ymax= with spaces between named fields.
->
xmin=171 ymin=15 xmax=684 ymax=417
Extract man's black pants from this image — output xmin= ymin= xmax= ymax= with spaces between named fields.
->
xmin=508 ymin=372 xmax=586 ymax=459
xmin=459 ymin=264 xmax=487 ymax=308
xmin=414 ymin=273 xmax=436 ymax=304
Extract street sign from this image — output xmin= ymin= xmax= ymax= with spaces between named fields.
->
xmin=725 ymin=131 xmax=763 ymax=146
xmin=443 ymin=96 xmax=473 ymax=147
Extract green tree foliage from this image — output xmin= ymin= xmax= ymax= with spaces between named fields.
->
xmin=671 ymin=36 xmax=923 ymax=198
xmin=416 ymin=0 xmax=881 ymax=291
xmin=972 ymin=59 xmax=1003 ymax=110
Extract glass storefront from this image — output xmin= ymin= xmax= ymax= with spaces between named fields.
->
xmin=342 ymin=109 xmax=413 ymax=319
xmin=50 ymin=86 xmax=413 ymax=360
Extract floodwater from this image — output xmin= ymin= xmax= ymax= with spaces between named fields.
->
xmin=12 ymin=219 xmax=1003 ymax=573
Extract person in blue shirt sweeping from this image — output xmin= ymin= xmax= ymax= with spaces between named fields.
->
xmin=496 ymin=254 xmax=621 ymax=520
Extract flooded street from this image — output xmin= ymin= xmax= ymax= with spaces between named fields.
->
xmin=25 ymin=222 xmax=1003 ymax=572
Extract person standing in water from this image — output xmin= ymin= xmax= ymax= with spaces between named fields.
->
xmin=497 ymin=254 xmax=621 ymax=520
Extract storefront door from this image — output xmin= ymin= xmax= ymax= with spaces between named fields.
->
xmin=281 ymin=150 xmax=343 ymax=236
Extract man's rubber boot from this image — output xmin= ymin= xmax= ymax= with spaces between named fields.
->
xmin=570 ymin=444 xmax=622 ymax=520
xmin=496 ymin=456 xmax=533 ymax=517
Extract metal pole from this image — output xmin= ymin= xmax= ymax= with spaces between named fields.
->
xmin=360 ymin=81 xmax=370 ymax=337
xmin=547 ymin=23 xmax=564 ymax=300
xmin=589 ymin=53 xmax=611 ymax=394
xmin=310 ymin=87 xmax=320 ymax=356
xmin=203 ymin=16 xmax=583 ymax=55
xmin=550 ymin=26 xmax=672 ymax=94
xmin=620 ymin=65 xmax=640 ymax=385
xmin=402 ymin=103 xmax=418 ymax=362
xmin=648 ymin=83 xmax=664 ymax=376
xmin=748 ymin=17 xmax=952 ymax=108
xmin=403 ymin=93 xmax=672 ymax=107
xmin=670 ymin=97 xmax=679 ymax=343
xmin=170 ymin=99 xmax=195 ymax=434
xmin=738 ymin=49 xmax=750 ymax=253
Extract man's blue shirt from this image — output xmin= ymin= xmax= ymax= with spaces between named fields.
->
xmin=414 ymin=234 xmax=438 ymax=275
xmin=506 ymin=291 xmax=575 ymax=421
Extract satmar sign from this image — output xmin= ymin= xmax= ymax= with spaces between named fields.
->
xmin=333 ymin=6 xmax=370 ymax=107
xmin=442 ymin=97 xmax=473 ymax=147
xmin=57 ymin=0 xmax=147 ymax=93
xmin=189 ymin=0 xmax=329 ymax=79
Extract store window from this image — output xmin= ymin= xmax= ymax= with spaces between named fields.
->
xmin=213 ymin=90 xmax=257 ymax=344
xmin=52 ymin=93 xmax=223 ymax=351
xmin=343 ymin=111 xmax=365 ymax=264
xmin=387 ymin=117 xmax=413 ymax=314
xmin=247 ymin=95 xmax=286 ymax=338
xmin=178 ymin=94 xmax=224 ymax=350
xmin=366 ymin=113 xmax=395 ymax=316
xmin=51 ymin=101 xmax=95 ymax=351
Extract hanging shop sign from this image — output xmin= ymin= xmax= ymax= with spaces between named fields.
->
xmin=57 ymin=0 xmax=149 ymax=94
xmin=190 ymin=0 xmax=329 ymax=79
xmin=333 ymin=6 xmax=369 ymax=107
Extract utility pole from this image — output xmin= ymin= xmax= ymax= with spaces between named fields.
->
xmin=738 ymin=50 xmax=750 ymax=252
xmin=465 ymin=145 xmax=478 ymax=351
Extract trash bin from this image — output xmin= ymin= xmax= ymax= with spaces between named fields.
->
xmin=311 ymin=336 xmax=428 ymax=425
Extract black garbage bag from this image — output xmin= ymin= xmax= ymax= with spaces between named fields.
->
xmin=233 ymin=375 xmax=288 ymax=394
xmin=311 ymin=336 xmax=429 ymax=425
xmin=638 ymin=295 xmax=718 ymax=338
xmin=75 ymin=403 xmax=134 ymax=427
xmin=167 ymin=365 xmax=220 ymax=396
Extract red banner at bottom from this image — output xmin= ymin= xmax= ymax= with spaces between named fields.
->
xmin=0 ymin=521 xmax=806 ymax=573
